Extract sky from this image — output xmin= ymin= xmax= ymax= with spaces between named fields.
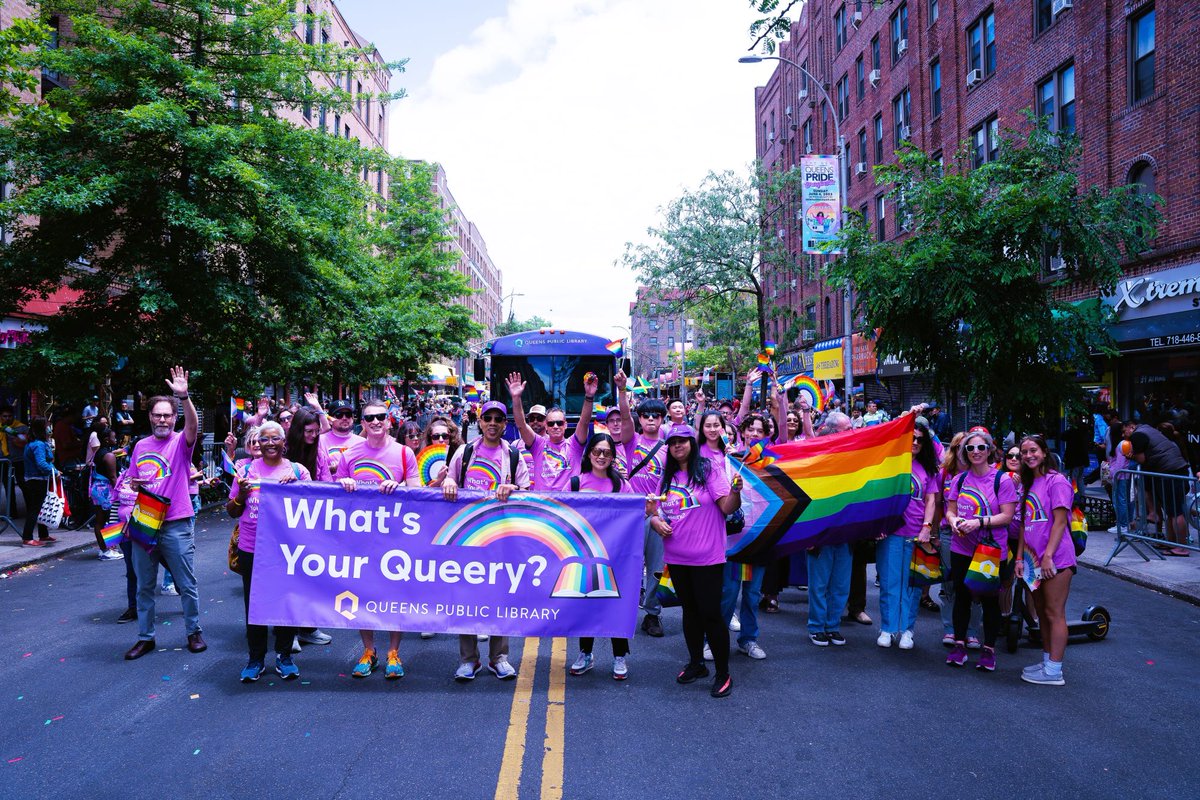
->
xmin=338 ymin=0 xmax=781 ymax=339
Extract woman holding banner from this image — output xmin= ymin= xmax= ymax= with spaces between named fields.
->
xmin=646 ymin=423 xmax=742 ymax=698
xmin=226 ymin=421 xmax=311 ymax=683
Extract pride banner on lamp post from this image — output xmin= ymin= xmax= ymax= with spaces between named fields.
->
xmin=801 ymin=155 xmax=843 ymax=255
xmin=249 ymin=483 xmax=645 ymax=639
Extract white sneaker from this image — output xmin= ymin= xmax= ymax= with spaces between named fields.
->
xmin=291 ymin=635 xmax=302 ymax=654
xmin=477 ymin=634 xmax=489 ymax=642
xmin=161 ymin=583 xmax=178 ymax=596
xmin=876 ymin=631 xmax=894 ymax=648
xmin=454 ymin=661 xmax=482 ymax=681
xmin=703 ymin=644 xmax=714 ymax=661
xmin=729 ymin=613 xmax=741 ymax=632
xmin=489 ymin=655 xmax=517 ymax=680
xmin=739 ymin=641 xmax=767 ymax=660
xmin=1023 ymin=661 xmax=1046 ymax=675
xmin=569 ymin=651 xmax=594 ymax=675
xmin=1106 ymin=525 xmax=1120 ymax=534
xmin=612 ymin=656 xmax=628 ymax=680
xmin=1021 ymin=666 xmax=1065 ymax=686
xmin=98 ymin=548 xmax=124 ymax=561
xmin=420 ymin=632 xmax=435 ymax=640
xmin=898 ymin=630 xmax=915 ymax=650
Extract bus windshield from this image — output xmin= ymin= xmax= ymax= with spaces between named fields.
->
xmin=487 ymin=330 xmax=620 ymax=420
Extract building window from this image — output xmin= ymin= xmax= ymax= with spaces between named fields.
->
xmin=1038 ymin=64 xmax=1075 ymax=135
xmin=667 ymin=336 xmax=675 ymax=349
xmin=649 ymin=336 xmax=658 ymax=347
xmin=858 ymin=128 xmax=868 ymax=170
xmin=892 ymin=88 xmax=911 ymax=146
xmin=929 ymin=0 xmax=939 ymax=24
xmin=802 ymin=120 xmax=812 ymax=153
xmin=1130 ymin=6 xmax=1155 ymax=103
xmin=891 ymin=3 xmax=908 ymax=64
xmin=875 ymin=195 xmax=886 ymax=240
xmin=1035 ymin=0 xmax=1053 ymax=34
xmin=967 ymin=9 xmax=996 ymax=80
xmin=668 ymin=318 xmax=675 ymax=331
xmin=836 ymin=74 xmax=849 ymax=121
xmin=860 ymin=202 xmax=869 ymax=233
xmin=971 ymin=116 xmax=999 ymax=167
xmin=856 ymin=55 xmax=865 ymax=100
xmin=334 ymin=113 xmax=341 ymax=137
xmin=365 ymin=98 xmax=372 ymax=132
xmin=835 ymin=5 xmax=848 ymax=51
xmin=871 ymin=35 xmax=880 ymax=70
xmin=930 ymin=59 xmax=942 ymax=116
xmin=304 ymin=5 xmax=315 ymax=45
xmin=873 ymin=113 xmax=884 ymax=162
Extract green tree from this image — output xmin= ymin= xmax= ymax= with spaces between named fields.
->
xmin=0 ymin=0 xmax=408 ymax=401
xmin=493 ymin=315 xmax=553 ymax=338
xmin=621 ymin=166 xmax=802 ymax=364
xmin=830 ymin=120 xmax=1159 ymax=432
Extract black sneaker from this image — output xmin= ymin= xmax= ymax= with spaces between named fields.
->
xmin=117 ymin=607 xmax=137 ymax=624
xmin=809 ymin=632 xmax=830 ymax=647
xmin=710 ymin=673 xmax=732 ymax=698
xmin=641 ymin=614 xmax=664 ymax=638
xmin=827 ymin=631 xmax=846 ymax=646
xmin=676 ymin=662 xmax=709 ymax=684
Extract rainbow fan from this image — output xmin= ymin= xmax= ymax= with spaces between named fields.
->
xmin=790 ymin=375 xmax=825 ymax=412
xmin=417 ymin=444 xmax=448 ymax=486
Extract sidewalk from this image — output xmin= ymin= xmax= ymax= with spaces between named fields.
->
xmin=0 ymin=523 xmax=99 ymax=576
xmin=1078 ymin=527 xmax=1200 ymax=606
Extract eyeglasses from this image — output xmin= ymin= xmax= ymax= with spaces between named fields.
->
xmin=150 ymin=413 xmax=174 ymax=420
xmin=1005 ymin=452 xmax=1021 ymax=460
xmin=640 ymin=412 xmax=662 ymax=419
xmin=259 ymin=436 xmax=284 ymax=444
xmin=430 ymin=433 xmax=451 ymax=441
xmin=482 ymin=415 xmax=505 ymax=424
xmin=332 ymin=410 xmax=354 ymax=419
xmin=527 ymin=414 xmax=546 ymax=422
xmin=963 ymin=444 xmax=989 ymax=453
xmin=546 ymin=420 xmax=566 ymax=427
xmin=363 ymin=413 xmax=388 ymax=422
xmin=591 ymin=449 xmax=614 ymax=458
xmin=278 ymin=414 xmax=293 ymax=423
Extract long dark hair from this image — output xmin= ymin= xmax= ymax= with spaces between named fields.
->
xmin=913 ymin=421 xmax=937 ymax=476
xmin=1017 ymin=433 xmax=1058 ymax=524
xmin=28 ymin=417 xmax=48 ymax=442
xmin=659 ymin=432 xmax=709 ymax=493
xmin=582 ymin=433 xmax=622 ymax=492
xmin=697 ymin=410 xmax=726 ymax=449
xmin=285 ymin=407 xmax=321 ymax=477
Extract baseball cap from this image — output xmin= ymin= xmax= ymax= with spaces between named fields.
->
xmin=664 ymin=423 xmax=697 ymax=441
xmin=528 ymin=404 xmax=548 ymax=417
xmin=330 ymin=399 xmax=353 ymax=413
xmin=481 ymin=401 xmax=507 ymax=417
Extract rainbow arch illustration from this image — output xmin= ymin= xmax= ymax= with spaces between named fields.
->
xmin=352 ymin=460 xmax=392 ymax=483
xmin=136 ymin=453 xmax=171 ymax=480
xmin=957 ymin=487 xmax=989 ymax=518
xmin=542 ymin=448 xmax=570 ymax=474
xmin=666 ymin=484 xmax=699 ymax=510
xmin=1023 ymin=493 xmax=1047 ymax=523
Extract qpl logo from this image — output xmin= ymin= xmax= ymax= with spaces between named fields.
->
xmin=334 ymin=590 xmax=359 ymax=621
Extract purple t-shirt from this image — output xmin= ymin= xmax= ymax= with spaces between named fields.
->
xmin=445 ymin=441 xmax=532 ymax=492
xmin=1021 ymin=471 xmax=1077 ymax=569
xmin=529 ymin=433 xmax=574 ymax=492
xmin=230 ymin=459 xmax=311 ymax=553
xmin=568 ymin=435 xmax=628 ymax=478
xmin=334 ymin=438 xmax=418 ymax=486
xmin=322 ymin=430 xmax=364 ymax=476
xmin=897 ymin=461 xmax=938 ymax=538
xmin=1002 ymin=471 xmax=1023 ymax=542
xmin=661 ymin=463 xmax=732 ymax=567
xmin=130 ymin=431 xmax=195 ymax=521
xmin=574 ymin=471 xmax=632 ymax=494
xmin=114 ymin=470 xmax=138 ymax=524
xmin=947 ymin=467 xmax=1018 ymax=558
xmin=624 ymin=433 xmax=667 ymax=496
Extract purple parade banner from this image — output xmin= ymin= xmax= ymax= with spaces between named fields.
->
xmin=250 ymin=483 xmax=645 ymax=638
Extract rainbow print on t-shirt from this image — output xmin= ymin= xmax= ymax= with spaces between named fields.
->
xmin=1023 ymin=493 xmax=1048 ymax=523
xmin=136 ymin=453 xmax=171 ymax=480
xmin=466 ymin=460 xmax=503 ymax=490
xmin=909 ymin=475 xmax=923 ymax=500
xmin=352 ymin=460 xmax=392 ymax=483
xmin=632 ymin=445 xmax=662 ymax=475
xmin=957 ymin=487 xmax=989 ymax=518
xmin=542 ymin=448 xmax=569 ymax=477
xmin=666 ymin=484 xmax=700 ymax=510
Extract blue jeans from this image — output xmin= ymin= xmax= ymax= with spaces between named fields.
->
xmin=938 ymin=534 xmax=979 ymax=638
xmin=876 ymin=535 xmax=919 ymax=635
xmin=806 ymin=544 xmax=851 ymax=634
xmin=641 ymin=518 xmax=664 ymax=616
xmin=132 ymin=516 xmax=200 ymax=641
xmin=1112 ymin=477 xmax=1130 ymax=528
xmin=721 ymin=563 xmax=765 ymax=647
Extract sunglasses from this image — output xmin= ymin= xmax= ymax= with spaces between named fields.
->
xmin=1005 ymin=452 xmax=1021 ymax=459
xmin=640 ymin=412 xmax=662 ymax=419
xmin=963 ymin=444 xmax=989 ymax=453
xmin=278 ymin=414 xmax=293 ymax=422
xmin=912 ymin=435 xmax=925 ymax=443
xmin=482 ymin=415 xmax=505 ymax=424
xmin=527 ymin=414 xmax=546 ymax=422
xmin=546 ymin=420 xmax=566 ymax=427
xmin=430 ymin=433 xmax=451 ymax=441
xmin=591 ymin=448 xmax=614 ymax=458
xmin=363 ymin=413 xmax=388 ymax=422
xmin=332 ymin=410 xmax=354 ymax=419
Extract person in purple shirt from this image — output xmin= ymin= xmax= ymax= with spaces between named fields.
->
xmin=123 ymin=366 xmax=206 ymax=661
xmin=618 ymin=389 xmax=669 ymax=637
xmin=507 ymin=371 xmax=580 ymax=492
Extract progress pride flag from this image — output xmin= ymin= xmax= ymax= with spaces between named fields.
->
xmin=250 ymin=483 xmax=644 ymax=638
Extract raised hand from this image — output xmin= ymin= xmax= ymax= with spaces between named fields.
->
xmin=165 ymin=365 xmax=189 ymax=397
xmin=506 ymin=372 xmax=526 ymax=398
xmin=746 ymin=368 xmax=761 ymax=384
xmin=615 ymin=370 xmax=628 ymax=391
xmin=583 ymin=371 xmax=599 ymax=399
xmin=304 ymin=392 xmax=322 ymax=410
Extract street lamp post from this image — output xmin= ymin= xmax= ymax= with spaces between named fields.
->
xmin=739 ymin=54 xmax=854 ymax=410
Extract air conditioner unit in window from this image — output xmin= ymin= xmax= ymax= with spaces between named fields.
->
xmin=897 ymin=38 xmax=907 ymax=57
xmin=798 ymin=88 xmax=809 ymax=100
xmin=868 ymin=69 xmax=880 ymax=86
xmin=899 ymin=124 xmax=910 ymax=140
xmin=805 ymin=143 xmax=813 ymax=154
xmin=802 ymin=329 xmax=817 ymax=342
xmin=967 ymin=69 xmax=983 ymax=87
xmin=855 ymin=162 xmax=867 ymax=175
xmin=790 ymin=278 xmax=797 ymax=288
xmin=1052 ymin=0 xmax=1072 ymax=14
xmin=785 ymin=105 xmax=793 ymax=116
xmin=852 ymin=11 xmax=863 ymax=27
xmin=768 ymin=131 xmax=776 ymax=142
xmin=1049 ymin=255 xmax=1066 ymax=272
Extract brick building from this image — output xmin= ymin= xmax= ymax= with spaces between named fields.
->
xmin=753 ymin=1 xmax=1199 ymax=427
xmin=628 ymin=287 xmax=699 ymax=392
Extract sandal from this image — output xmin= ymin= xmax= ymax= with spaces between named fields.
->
xmin=919 ymin=596 xmax=939 ymax=612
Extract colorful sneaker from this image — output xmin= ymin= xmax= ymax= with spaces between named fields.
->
xmin=976 ymin=646 xmax=996 ymax=672
xmin=710 ymin=673 xmax=732 ymax=698
xmin=1021 ymin=666 xmax=1065 ymax=686
xmin=966 ymin=636 xmax=982 ymax=650
xmin=98 ymin=548 xmax=124 ymax=561
xmin=489 ymin=655 xmax=517 ymax=680
xmin=827 ymin=631 xmax=846 ymax=646
xmin=275 ymin=654 xmax=300 ymax=680
xmin=809 ymin=632 xmax=830 ymax=647
xmin=385 ymin=650 xmax=404 ymax=679
xmin=240 ymin=660 xmax=265 ymax=683
xmin=612 ymin=656 xmax=628 ymax=681
xmin=569 ymin=652 xmax=594 ymax=675
xmin=946 ymin=642 xmax=968 ymax=667
xmin=676 ymin=662 xmax=709 ymax=684
xmin=455 ymin=661 xmax=482 ymax=682
xmin=351 ymin=650 xmax=377 ymax=678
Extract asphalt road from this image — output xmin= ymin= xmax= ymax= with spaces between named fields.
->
xmin=3 ymin=511 xmax=1198 ymax=800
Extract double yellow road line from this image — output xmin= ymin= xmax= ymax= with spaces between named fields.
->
xmin=494 ymin=637 xmax=568 ymax=800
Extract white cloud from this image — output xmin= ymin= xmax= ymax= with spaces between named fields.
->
xmin=391 ymin=0 xmax=778 ymax=339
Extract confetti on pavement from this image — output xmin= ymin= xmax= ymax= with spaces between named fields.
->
xmin=1146 ymin=660 xmax=1155 ymax=665
xmin=192 ymin=749 xmax=200 ymax=756
xmin=8 ymin=757 xmax=23 ymax=764
xmin=161 ymin=676 xmax=171 ymax=681
xmin=189 ymin=694 xmax=200 ymax=700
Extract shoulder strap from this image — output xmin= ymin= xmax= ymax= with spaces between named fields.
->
xmin=458 ymin=442 xmax=475 ymax=485
xmin=291 ymin=461 xmax=302 ymax=480
xmin=993 ymin=469 xmax=1003 ymax=500
xmin=508 ymin=444 xmax=519 ymax=485
xmin=570 ymin=475 xmax=580 ymax=492
xmin=954 ymin=471 xmax=967 ymax=494
xmin=628 ymin=439 xmax=665 ymax=479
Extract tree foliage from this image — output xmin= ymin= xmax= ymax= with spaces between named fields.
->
xmin=493 ymin=315 xmax=553 ymax=338
xmin=829 ymin=118 xmax=1160 ymax=432
xmin=0 ymin=0 xmax=473 ymax=402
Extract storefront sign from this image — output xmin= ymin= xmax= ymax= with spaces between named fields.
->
xmin=1107 ymin=264 xmax=1200 ymax=321
xmin=851 ymin=333 xmax=878 ymax=376
xmin=801 ymin=156 xmax=843 ymax=255
xmin=813 ymin=337 xmax=845 ymax=380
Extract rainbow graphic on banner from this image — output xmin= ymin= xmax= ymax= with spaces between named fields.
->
xmin=605 ymin=339 xmax=625 ymax=357
xmin=351 ymin=460 xmax=392 ymax=483
xmin=135 ymin=453 xmax=171 ymax=480
xmin=433 ymin=496 xmax=617 ymax=598
xmin=417 ymin=445 xmax=448 ymax=486
xmin=100 ymin=519 xmax=126 ymax=549
xmin=467 ymin=460 xmax=503 ymax=490
xmin=957 ymin=487 xmax=989 ymax=518
xmin=790 ymin=375 xmax=825 ymax=413
xmin=726 ymin=415 xmax=915 ymax=561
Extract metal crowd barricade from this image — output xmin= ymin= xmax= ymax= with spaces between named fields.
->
xmin=1107 ymin=467 xmax=1200 ymax=564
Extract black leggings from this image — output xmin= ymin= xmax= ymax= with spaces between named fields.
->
xmin=669 ymin=563 xmax=729 ymax=676
xmin=238 ymin=549 xmax=297 ymax=662
xmin=21 ymin=478 xmax=50 ymax=541
xmin=951 ymin=552 xmax=1001 ymax=648
xmin=579 ymin=637 xmax=629 ymax=657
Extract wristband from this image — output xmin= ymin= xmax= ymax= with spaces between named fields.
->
xmin=175 ymin=393 xmax=189 ymax=400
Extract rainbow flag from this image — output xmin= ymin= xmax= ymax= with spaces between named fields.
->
xmin=230 ymin=396 xmax=247 ymax=424
xmin=221 ymin=450 xmax=236 ymax=476
xmin=100 ymin=518 xmax=125 ymax=549
xmin=605 ymin=339 xmax=625 ymax=358
xmin=727 ymin=415 xmax=914 ymax=561
xmin=465 ymin=386 xmax=480 ymax=402
xmin=127 ymin=490 xmax=171 ymax=553
xmin=763 ymin=340 xmax=776 ymax=356
xmin=742 ymin=438 xmax=779 ymax=470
